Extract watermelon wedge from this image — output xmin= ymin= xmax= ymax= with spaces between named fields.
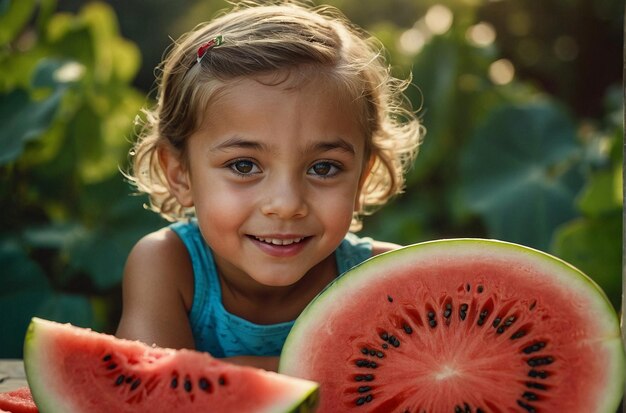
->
xmin=0 ymin=387 xmax=37 ymax=413
xmin=279 ymin=239 xmax=624 ymax=412
xmin=24 ymin=318 xmax=318 ymax=413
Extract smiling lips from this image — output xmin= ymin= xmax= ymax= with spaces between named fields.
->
xmin=253 ymin=236 xmax=306 ymax=246
xmin=250 ymin=235 xmax=310 ymax=257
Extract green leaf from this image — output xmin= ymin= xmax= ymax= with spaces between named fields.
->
xmin=576 ymin=165 xmax=622 ymax=217
xmin=0 ymin=87 xmax=64 ymax=165
xmin=36 ymin=293 xmax=94 ymax=328
xmin=408 ymin=35 xmax=461 ymax=179
xmin=0 ymin=0 xmax=36 ymax=46
xmin=459 ymin=102 xmax=583 ymax=250
xmin=0 ymin=59 xmax=75 ymax=165
xmin=0 ymin=239 xmax=52 ymax=357
xmin=551 ymin=214 xmax=622 ymax=311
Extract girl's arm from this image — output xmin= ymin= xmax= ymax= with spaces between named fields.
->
xmin=116 ymin=228 xmax=196 ymax=350
xmin=116 ymin=229 xmax=280 ymax=371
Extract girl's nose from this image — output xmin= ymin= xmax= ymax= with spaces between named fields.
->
xmin=260 ymin=177 xmax=309 ymax=219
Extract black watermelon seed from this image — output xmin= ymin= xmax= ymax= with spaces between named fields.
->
xmin=364 ymin=374 xmax=374 ymax=381
xmin=496 ymin=327 xmax=505 ymax=334
xmin=427 ymin=311 xmax=435 ymax=319
xmin=478 ymin=310 xmax=489 ymax=326
xmin=528 ymin=370 xmax=549 ymax=379
xmin=358 ymin=386 xmax=371 ymax=393
xmin=403 ymin=324 xmax=413 ymax=334
xmin=356 ymin=397 xmax=366 ymax=406
xmin=107 ymin=363 xmax=117 ymax=370
xmin=429 ymin=319 xmax=437 ymax=328
xmin=522 ymin=391 xmax=539 ymax=401
xmin=492 ymin=317 xmax=501 ymax=328
xmin=380 ymin=332 xmax=389 ymax=341
xmin=115 ymin=375 xmax=125 ymax=386
xmin=511 ymin=330 xmax=527 ymax=340
xmin=199 ymin=377 xmax=211 ymax=392
xmin=125 ymin=376 xmax=134 ymax=384
xmin=184 ymin=378 xmax=192 ymax=392
xmin=459 ymin=311 xmax=467 ymax=321
xmin=460 ymin=304 xmax=468 ymax=311
xmin=218 ymin=375 xmax=227 ymax=386
xmin=455 ymin=406 xmax=462 ymax=413
xmin=382 ymin=343 xmax=388 ymax=349
xmin=504 ymin=316 xmax=516 ymax=326
xmin=527 ymin=356 xmax=554 ymax=367
xmin=369 ymin=349 xmax=376 ymax=356
xmin=516 ymin=399 xmax=537 ymax=413
xmin=523 ymin=342 xmax=546 ymax=354
xmin=356 ymin=360 xmax=367 ymax=367
xmin=355 ymin=375 xmax=364 ymax=381
xmin=365 ymin=394 xmax=373 ymax=402
xmin=466 ymin=283 xmax=471 ymax=292
xmin=387 ymin=336 xmax=400 ymax=347
xmin=171 ymin=377 xmax=178 ymax=389
xmin=387 ymin=295 xmax=394 ymax=303
xmin=361 ymin=347 xmax=369 ymax=355
xmin=526 ymin=382 xmax=548 ymax=390
xmin=369 ymin=362 xmax=377 ymax=368
xmin=464 ymin=403 xmax=471 ymax=413
xmin=102 ymin=354 xmax=112 ymax=362
xmin=130 ymin=378 xmax=141 ymax=391
xmin=376 ymin=351 xmax=384 ymax=358
xmin=443 ymin=309 xmax=452 ymax=318
xmin=477 ymin=409 xmax=485 ymax=413
xmin=477 ymin=285 xmax=484 ymax=293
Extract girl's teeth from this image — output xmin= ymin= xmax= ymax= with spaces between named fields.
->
xmin=256 ymin=237 xmax=303 ymax=245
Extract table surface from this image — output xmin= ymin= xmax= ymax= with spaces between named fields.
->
xmin=0 ymin=359 xmax=27 ymax=393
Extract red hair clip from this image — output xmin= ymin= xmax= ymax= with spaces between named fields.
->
xmin=197 ymin=35 xmax=224 ymax=63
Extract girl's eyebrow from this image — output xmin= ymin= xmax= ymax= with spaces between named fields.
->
xmin=305 ymin=138 xmax=356 ymax=156
xmin=210 ymin=136 xmax=356 ymax=156
xmin=209 ymin=136 xmax=267 ymax=153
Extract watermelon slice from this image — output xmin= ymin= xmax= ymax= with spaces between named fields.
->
xmin=23 ymin=318 xmax=318 ymax=413
xmin=279 ymin=239 xmax=624 ymax=412
xmin=0 ymin=387 xmax=38 ymax=413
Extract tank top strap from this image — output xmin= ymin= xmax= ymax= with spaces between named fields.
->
xmin=169 ymin=220 xmax=220 ymax=341
xmin=335 ymin=232 xmax=373 ymax=274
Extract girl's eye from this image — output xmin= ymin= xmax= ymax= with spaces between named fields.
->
xmin=308 ymin=161 xmax=340 ymax=177
xmin=228 ymin=160 xmax=260 ymax=175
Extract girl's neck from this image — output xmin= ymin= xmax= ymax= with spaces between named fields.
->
xmin=216 ymin=253 xmax=338 ymax=325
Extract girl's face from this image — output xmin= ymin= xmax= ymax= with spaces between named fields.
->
xmin=166 ymin=74 xmax=369 ymax=289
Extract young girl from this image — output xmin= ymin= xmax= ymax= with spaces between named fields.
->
xmin=116 ymin=1 xmax=422 ymax=372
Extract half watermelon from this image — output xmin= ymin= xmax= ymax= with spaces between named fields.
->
xmin=279 ymin=239 xmax=624 ymax=412
xmin=23 ymin=318 xmax=318 ymax=413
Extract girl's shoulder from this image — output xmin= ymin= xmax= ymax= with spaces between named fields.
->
xmin=125 ymin=227 xmax=194 ymax=309
xmin=370 ymin=239 xmax=402 ymax=256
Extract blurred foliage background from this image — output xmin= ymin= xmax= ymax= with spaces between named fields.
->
xmin=0 ymin=0 xmax=623 ymax=358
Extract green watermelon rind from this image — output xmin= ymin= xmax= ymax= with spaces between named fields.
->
xmin=280 ymin=238 xmax=625 ymax=412
xmin=23 ymin=318 xmax=319 ymax=413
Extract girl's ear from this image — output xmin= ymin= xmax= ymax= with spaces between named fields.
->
xmin=158 ymin=145 xmax=194 ymax=207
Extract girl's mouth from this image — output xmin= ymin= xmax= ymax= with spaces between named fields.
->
xmin=253 ymin=236 xmax=305 ymax=246
xmin=248 ymin=235 xmax=311 ymax=258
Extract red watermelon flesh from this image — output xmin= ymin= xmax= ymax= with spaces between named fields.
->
xmin=279 ymin=239 xmax=624 ymax=413
xmin=23 ymin=318 xmax=318 ymax=413
xmin=0 ymin=387 xmax=38 ymax=413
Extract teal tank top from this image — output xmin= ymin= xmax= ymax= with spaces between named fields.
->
xmin=170 ymin=220 xmax=373 ymax=358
